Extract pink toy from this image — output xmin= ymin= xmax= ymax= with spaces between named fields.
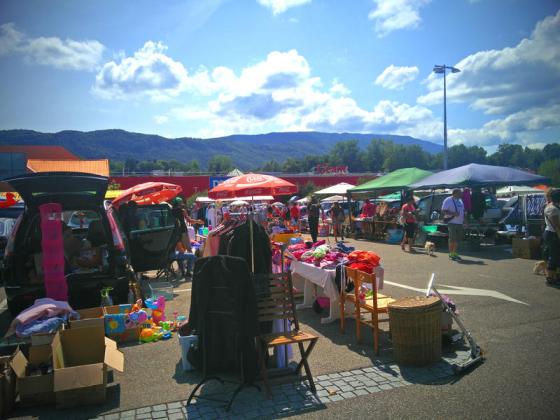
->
xmin=150 ymin=296 xmax=166 ymax=326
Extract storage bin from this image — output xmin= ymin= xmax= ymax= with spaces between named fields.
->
xmin=178 ymin=334 xmax=198 ymax=371
xmin=388 ymin=296 xmax=442 ymax=366
xmin=149 ymin=282 xmax=174 ymax=300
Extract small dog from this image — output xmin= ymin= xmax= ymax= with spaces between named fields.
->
xmin=424 ymin=241 xmax=436 ymax=256
xmin=533 ymin=260 xmax=547 ymax=275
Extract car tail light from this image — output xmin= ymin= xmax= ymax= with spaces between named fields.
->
xmin=4 ymin=214 xmax=22 ymax=258
xmin=107 ymin=209 xmax=125 ymax=251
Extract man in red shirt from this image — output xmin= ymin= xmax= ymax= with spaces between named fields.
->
xmin=361 ymin=199 xmax=377 ymax=218
xmin=290 ymin=203 xmax=300 ymax=226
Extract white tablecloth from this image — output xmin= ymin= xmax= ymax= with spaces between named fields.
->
xmin=290 ymin=261 xmax=385 ymax=324
xmin=291 ymin=261 xmax=339 ymax=302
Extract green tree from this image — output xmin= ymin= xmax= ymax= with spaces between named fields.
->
xmin=383 ymin=145 xmax=429 ymax=171
xmin=124 ymin=158 xmax=138 ymax=173
xmin=542 ymin=143 xmax=560 ymax=160
xmin=328 ymin=140 xmax=366 ymax=172
xmin=187 ymin=160 xmax=201 ymax=173
xmin=282 ymin=158 xmax=304 ymax=173
xmin=538 ymin=159 xmax=560 ymax=187
xmin=363 ymin=140 xmax=385 ymax=172
xmin=207 ymin=155 xmax=234 ymax=174
xmin=109 ymin=161 xmax=124 ymax=174
xmin=489 ymin=144 xmax=526 ymax=167
xmin=447 ymin=144 xmax=487 ymax=168
xmin=261 ymin=160 xmax=282 ymax=172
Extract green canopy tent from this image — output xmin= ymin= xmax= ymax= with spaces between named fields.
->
xmin=349 ymin=167 xmax=433 ymax=195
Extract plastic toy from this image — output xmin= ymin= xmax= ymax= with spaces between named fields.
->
xmin=128 ymin=309 xmax=148 ymax=325
xmin=146 ymin=296 xmax=166 ymax=326
xmin=101 ymin=287 xmax=114 ymax=306
xmin=131 ymin=299 xmax=143 ymax=313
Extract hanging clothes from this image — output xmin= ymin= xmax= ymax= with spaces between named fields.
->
xmin=462 ymin=188 xmax=472 ymax=213
xmin=188 ymin=255 xmax=258 ymax=383
xmin=206 ymin=205 xmax=217 ymax=228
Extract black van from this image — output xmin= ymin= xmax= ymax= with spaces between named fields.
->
xmin=1 ymin=172 xmax=132 ymax=315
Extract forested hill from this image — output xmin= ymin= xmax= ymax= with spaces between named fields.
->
xmin=0 ymin=129 xmax=441 ymax=169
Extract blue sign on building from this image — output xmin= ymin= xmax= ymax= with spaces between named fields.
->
xmin=209 ymin=176 xmax=230 ymax=189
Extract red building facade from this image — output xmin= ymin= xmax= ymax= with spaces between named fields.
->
xmin=111 ymin=173 xmax=376 ymax=199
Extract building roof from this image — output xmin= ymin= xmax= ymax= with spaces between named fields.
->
xmin=27 ymin=159 xmax=110 ymax=177
xmin=0 ymin=145 xmax=79 ymax=160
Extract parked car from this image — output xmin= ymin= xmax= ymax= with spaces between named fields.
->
xmin=0 ymin=172 xmax=134 ymax=315
xmin=416 ymin=192 xmax=503 ymax=224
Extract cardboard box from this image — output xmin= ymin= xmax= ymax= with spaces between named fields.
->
xmin=512 ymin=238 xmax=541 ymax=259
xmin=70 ymin=307 xmax=105 ymax=329
xmin=11 ymin=345 xmax=55 ymax=407
xmin=51 ymin=327 xmax=124 ymax=408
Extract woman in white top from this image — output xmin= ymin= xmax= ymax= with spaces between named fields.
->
xmin=544 ymin=188 xmax=560 ymax=284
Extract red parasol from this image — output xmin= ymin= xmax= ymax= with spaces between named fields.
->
xmin=208 ymin=173 xmax=297 ymax=199
xmin=111 ymin=182 xmax=182 ymax=209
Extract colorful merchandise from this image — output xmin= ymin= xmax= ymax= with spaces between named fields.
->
xmin=146 ymin=296 xmax=166 ymax=325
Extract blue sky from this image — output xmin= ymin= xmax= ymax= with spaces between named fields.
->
xmin=0 ymin=0 xmax=559 ymax=151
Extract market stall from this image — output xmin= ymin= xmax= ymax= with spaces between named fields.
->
xmin=349 ymin=168 xmax=433 ymax=241
xmin=409 ymin=163 xmax=550 ymax=248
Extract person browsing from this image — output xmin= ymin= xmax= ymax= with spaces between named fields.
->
xmin=400 ymin=196 xmax=417 ymax=252
xmin=361 ymin=199 xmax=377 ymax=218
xmin=543 ymin=188 xmax=560 ymax=285
xmin=442 ymin=189 xmax=466 ymax=261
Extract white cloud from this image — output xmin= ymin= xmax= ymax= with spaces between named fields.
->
xmin=375 ymin=65 xmax=419 ymax=90
xmin=418 ymin=11 xmax=560 ymax=115
xmin=368 ymin=0 xmax=431 ymax=37
xmin=153 ymin=115 xmax=169 ymax=125
xmin=93 ymin=41 xmax=196 ymax=101
xmin=257 ymin=0 xmax=312 ymax=15
xmin=0 ymin=23 xmax=104 ymax=71
xmin=163 ymin=49 xmax=440 ymax=139
xmin=416 ymin=11 xmax=560 ymax=148
xmin=449 ymin=104 xmax=560 ymax=147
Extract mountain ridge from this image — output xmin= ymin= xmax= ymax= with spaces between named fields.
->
xmin=0 ymin=129 xmax=442 ymax=169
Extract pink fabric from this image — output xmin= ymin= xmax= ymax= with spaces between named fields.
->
xmin=15 ymin=298 xmax=75 ymax=326
xmin=40 ymin=203 xmax=67 ymax=301
xmin=463 ymin=189 xmax=472 ymax=212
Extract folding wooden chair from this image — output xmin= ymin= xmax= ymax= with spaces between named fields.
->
xmin=340 ymin=266 xmax=395 ymax=354
xmin=255 ymin=272 xmax=319 ymax=398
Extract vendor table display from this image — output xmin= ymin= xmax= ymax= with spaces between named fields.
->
xmin=291 ymin=261 xmax=340 ymax=324
xmin=287 ymin=242 xmax=385 ymax=324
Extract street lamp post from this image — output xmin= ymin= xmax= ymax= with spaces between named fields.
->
xmin=433 ymin=65 xmax=460 ymax=170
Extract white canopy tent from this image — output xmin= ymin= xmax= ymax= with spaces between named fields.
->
xmin=320 ymin=195 xmax=346 ymax=203
xmin=196 ymin=195 xmax=274 ymax=203
xmin=496 ymin=185 xmax=543 ymax=197
xmin=314 ymin=182 xmax=356 ymax=195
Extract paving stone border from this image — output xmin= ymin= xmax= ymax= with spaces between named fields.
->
xmin=93 ymin=349 xmax=471 ymax=419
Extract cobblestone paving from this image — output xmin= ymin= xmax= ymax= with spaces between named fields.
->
xmin=94 ymin=349 xmax=471 ymax=419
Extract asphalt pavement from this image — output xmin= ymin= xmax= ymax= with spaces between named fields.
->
xmin=5 ymin=237 xmax=560 ymax=419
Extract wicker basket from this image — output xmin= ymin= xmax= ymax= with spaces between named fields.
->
xmin=389 ymin=296 xmax=442 ymax=366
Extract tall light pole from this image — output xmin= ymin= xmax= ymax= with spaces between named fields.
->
xmin=433 ymin=64 xmax=460 ymax=170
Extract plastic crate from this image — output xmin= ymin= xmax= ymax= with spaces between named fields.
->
xmin=149 ymin=282 xmax=174 ymax=300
